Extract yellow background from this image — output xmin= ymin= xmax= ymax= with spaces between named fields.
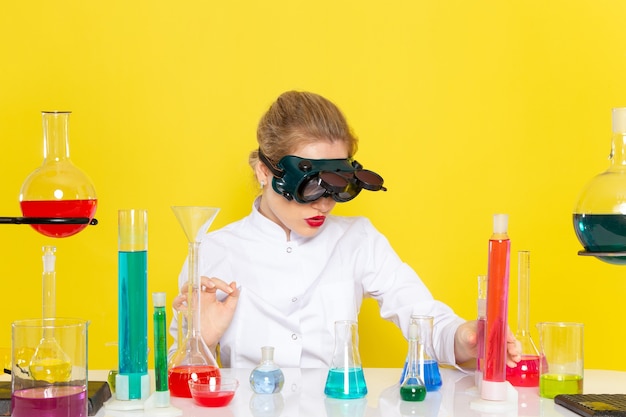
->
xmin=1 ymin=1 xmax=625 ymax=372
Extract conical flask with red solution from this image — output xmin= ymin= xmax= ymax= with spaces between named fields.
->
xmin=506 ymin=250 xmax=540 ymax=387
xmin=19 ymin=111 xmax=97 ymax=238
xmin=168 ymin=206 xmax=221 ymax=398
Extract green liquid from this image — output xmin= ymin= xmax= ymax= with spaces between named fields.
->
xmin=400 ymin=383 xmax=426 ymax=401
xmin=540 ymin=373 xmax=583 ymax=399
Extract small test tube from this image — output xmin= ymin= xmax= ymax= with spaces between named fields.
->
xmin=152 ymin=292 xmax=170 ymax=407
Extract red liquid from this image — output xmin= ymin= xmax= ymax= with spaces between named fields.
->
xmin=191 ymin=390 xmax=235 ymax=407
xmin=20 ymin=199 xmax=97 ymax=238
xmin=506 ymin=355 xmax=540 ymax=387
xmin=11 ymin=385 xmax=87 ymax=417
xmin=168 ymin=365 xmax=220 ymax=398
xmin=485 ymin=237 xmax=510 ymax=383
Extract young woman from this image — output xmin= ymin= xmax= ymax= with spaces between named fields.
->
xmin=169 ymin=90 xmax=520 ymax=369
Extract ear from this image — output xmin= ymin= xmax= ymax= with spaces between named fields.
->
xmin=255 ymin=160 xmax=271 ymax=186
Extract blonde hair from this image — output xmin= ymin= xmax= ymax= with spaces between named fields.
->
xmin=249 ymin=91 xmax=358 ymax=170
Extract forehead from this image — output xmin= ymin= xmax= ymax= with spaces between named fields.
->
xmin=290 ymin=140 xmax=350 ymax=160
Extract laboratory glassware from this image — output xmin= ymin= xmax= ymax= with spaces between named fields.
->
xmin=475 ymin=274 xmax=487 ymax=388
xmin=19 ymin=111 xmax=97 ymax=237
xmin=116 ymin=209 xmax=149 ymax=401
xmin=250 ymin=346 xmax=285 ymax=394
xmin=12 ymin=318 xmax=88 ymax=417
xmin=153 ymin=292 xmax=170 ymax=407
xmin=399 ymin=320 xmax=426 ymax=401
xmin=168 ymin=206 xmax=221 ymax=398
xmin=506 ymin=251 xmax=540 ymax=387
xmin=29 ymin=246 xmax=71 ymax=383
xmin=399 ymin=315 xmax=442 ymax=392
xmin=481 ymin=214 xmax=511 ymax=401
xmin=324 ymin=320 xmax=368 ymax=399
xmin=536 ymin=322 xmax=584 ymax=398
xmin=574 ymin=107 xmax=626 ymax=264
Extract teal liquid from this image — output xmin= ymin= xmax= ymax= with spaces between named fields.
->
xmin=540 ymin=373 xmax=583 ymax=399
xmin=118 ymin=250 xmax=148 ymax=399
xmin=573 ymin=214 xmax=626 ymax=264
xmin=324 ymin=368 xmax=368 ymax=399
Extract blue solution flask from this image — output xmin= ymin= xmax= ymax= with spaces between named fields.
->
xmin=399 ymin=315 xmax=442 ymax=392
xmin=249 ymin=346 xmax=285 ymax=394
xmin=324 ymin=320 xmax=368 ymax=399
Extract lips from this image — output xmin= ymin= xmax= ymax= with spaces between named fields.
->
xmin=306 ymin=216 xmax=326 ymax=227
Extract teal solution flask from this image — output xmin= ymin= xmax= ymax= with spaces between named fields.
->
xmin=324 ymin=320 xmax=368 ymax=399
xmin=574 ymin=107 xmax=626 ymax=264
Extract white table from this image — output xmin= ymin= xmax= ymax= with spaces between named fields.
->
xmin=89 ymin=367 xmax=626 ymax=417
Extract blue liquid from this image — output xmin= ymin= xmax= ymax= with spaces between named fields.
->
xmin=250 ymin=368 xmax=285 ymax=394
xmin=324 ymin=368 xmax=368 ymax=399
xmin=573 ymin=214 xmax=626 ymax=264
xmin=399 ymin=359 xmax=442 ymax=392
xmin=118 ymin=250 xmax=148 ymax=399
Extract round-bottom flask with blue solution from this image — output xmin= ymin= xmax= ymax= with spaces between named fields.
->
xmin=250 ymin=346 xmax=285 ymax=394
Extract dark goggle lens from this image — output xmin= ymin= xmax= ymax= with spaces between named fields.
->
xmin=298 ymin=172 xmax=358 ymax=203
xmin=354 ymin=170 xmax=386 ymax=191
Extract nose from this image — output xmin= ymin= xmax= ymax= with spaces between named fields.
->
xmin=310 ymin=196 xmax=335 ymax=213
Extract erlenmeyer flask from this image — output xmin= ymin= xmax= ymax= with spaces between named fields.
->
xmin=574 ymin=107 xmax=626 ymax=264
xmin=506 ymin=251 xmax=539 ymax=387
xmin=168 ymin=206 xmax=221 ymax=398
xmin=324 ymin=320 xmax=368 ymax=399
xmin=19 ymin=111 xmax=97 ymax=238
xmin=399 ymin=320 xmax=426 ymax=402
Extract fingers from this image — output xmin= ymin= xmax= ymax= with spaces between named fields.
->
xmin=180 ymin=276 xmax=235 ymax=295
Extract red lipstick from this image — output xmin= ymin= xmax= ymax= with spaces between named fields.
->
xmin=306 ymin=216 xmax=326 ymax=228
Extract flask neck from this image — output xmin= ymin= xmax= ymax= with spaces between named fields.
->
xmin=609 ymin=132 xmax=626 ymax=169
xmin=42 ymin=111 xmax=71 ymax=162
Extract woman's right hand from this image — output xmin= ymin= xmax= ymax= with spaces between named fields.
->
xmin=172 ymin=276 xmax=240 ymax=350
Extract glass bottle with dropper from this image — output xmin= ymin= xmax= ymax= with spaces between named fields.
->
xmin=506 ymin=250 xmax=540 ymax=387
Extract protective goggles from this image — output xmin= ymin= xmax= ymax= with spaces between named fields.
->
xmin=259 ymin=149 xmax=387 ymax=203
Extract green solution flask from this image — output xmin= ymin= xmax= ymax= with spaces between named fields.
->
xmin=324 ymin=320 xmax=368 ymax=399
xmin=400 ymin=321 xmax=427 ymax=401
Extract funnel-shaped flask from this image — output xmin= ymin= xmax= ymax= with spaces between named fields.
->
xmin=324 ymin=320 xmax=368 ymax=399
xmin=574 ymin=107 xmax=626 ymax=264
xmin=168 ymin=206 xmax=221 ymax=398
xmin=19 ymin=111 xmax=97 ymax=238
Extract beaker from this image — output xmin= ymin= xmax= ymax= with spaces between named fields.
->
xmin=116 ymin=209 xmax=149 ymax=401
xmin=574 ymin=107 xmax=626 ymax=264
xmin=168 ymin=206 xmax=221 ymax=398
xmin=324 ymin=320 xmax=368 ymax=399
xmin=12 ymin=318 xmax=88 ymax=417
xmin=506 ymin=251 xmax=540 ymax=387
xmin=19 ymin=111 xmax=97 ymax=238
xmin=536 ymin=322 xmax=584 ymax=399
